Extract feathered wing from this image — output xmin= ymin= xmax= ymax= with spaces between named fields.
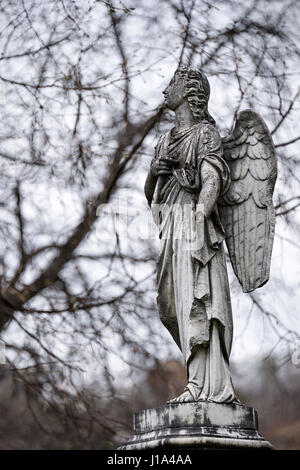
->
xmin=219 ymin=109 xmax=277 ymax=293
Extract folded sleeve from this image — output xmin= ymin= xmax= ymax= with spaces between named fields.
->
xmin=197 ymin=123 xmax=231 ymax=196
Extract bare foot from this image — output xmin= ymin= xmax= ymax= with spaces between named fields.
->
xmin=167 ymin=388 xmax=195 ymax=404
xmin=231 ymin=397 xmax=242 ymax=405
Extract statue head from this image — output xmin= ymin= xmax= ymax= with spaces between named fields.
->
xmin=163 ymin=66 xmax=215 ymax=125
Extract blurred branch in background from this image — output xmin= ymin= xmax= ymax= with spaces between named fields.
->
xmin=0 ymin=0 xmax=299 ymax=449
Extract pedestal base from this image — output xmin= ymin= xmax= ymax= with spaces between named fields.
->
xmin=119 ymin=402 xmax=273 ymax=450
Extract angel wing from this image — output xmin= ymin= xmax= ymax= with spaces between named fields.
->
xmin=219 ymin=109 xmax=277 ymax=293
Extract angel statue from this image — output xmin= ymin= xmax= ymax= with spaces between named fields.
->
xmin=144 ymin=66 xmax=277 ymax=404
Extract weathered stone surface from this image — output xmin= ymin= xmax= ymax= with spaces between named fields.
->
xmin=126 ymin=67 xmax=277 ymax=451
xmin=120 ymin=402 xmax=273 ymax=450
xmin=220 ymin=109 xmax=277 ymax=293
xmin=143 ymin=66 xmax=277 ymax=404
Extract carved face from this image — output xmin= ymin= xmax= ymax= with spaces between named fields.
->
xmin=163 ymin=72 xmax=186 ymax=110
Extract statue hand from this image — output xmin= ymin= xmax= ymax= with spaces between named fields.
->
xmin=195 ymin=202 xmax=209 ymax=220
xmin=192 ymin=204 xmax=205 ymax=251
xmin=150 ymin=157 xmax=178 ymax=177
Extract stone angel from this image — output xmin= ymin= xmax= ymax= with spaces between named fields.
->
xmin=144 ymin=66 xmax=277 ymax=404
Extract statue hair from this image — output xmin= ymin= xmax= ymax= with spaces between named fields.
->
xmin=175 ymin=66 xmax=216 ymax=126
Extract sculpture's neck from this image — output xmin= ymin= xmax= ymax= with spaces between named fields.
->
xmin=174 ymin=100 xmax=198 ymax=130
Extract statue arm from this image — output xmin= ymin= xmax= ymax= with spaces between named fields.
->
xmin=144 ymin=157 xmax=175 ymax=205
xmin=196 ymin=124 xmax=226 ymax=218
xmin=144 ymin=170 xmax=157 ymax=206
xmin=197 ymin=160 xmax=221 ymax=217
xmin=144 ymin=136 xmax=175 ymax=206
xmin=144 ymin=139 xmax=160 ymax=206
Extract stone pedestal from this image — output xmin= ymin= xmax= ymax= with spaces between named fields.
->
xmin=119 ymin=402 xmax=273 ymax=450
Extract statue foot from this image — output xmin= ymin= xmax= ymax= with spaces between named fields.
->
xmin=167 ymin=386 xmax=196 ymax=404
xmin=231 ymin=396 xmax=242 ymax=405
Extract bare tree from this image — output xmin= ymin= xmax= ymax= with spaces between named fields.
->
xmin=0 ymin=0 xmax=299 ymax=448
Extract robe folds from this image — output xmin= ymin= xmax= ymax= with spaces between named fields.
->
xmin=151 ymin=121 xmax=235 ymax=402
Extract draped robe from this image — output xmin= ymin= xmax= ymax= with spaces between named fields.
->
xmin=151 ymin=121 xmax=235 ymax=403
